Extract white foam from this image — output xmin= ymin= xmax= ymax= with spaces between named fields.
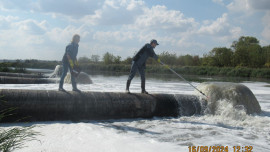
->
xmin=10 ymin=122 xmax=181 ymax=152
xmin=1 ymin=75 xmax=270 ymax=151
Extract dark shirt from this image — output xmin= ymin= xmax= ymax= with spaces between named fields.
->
xmin=133 ymin=43 xmax=158 ymax=67
xmin=62 ymin=42 xmax=79 ymax=63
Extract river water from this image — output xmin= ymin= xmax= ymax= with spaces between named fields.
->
xmin=0 ymin=73 xmax=270 ymax=152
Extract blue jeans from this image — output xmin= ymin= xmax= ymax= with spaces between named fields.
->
xmin=59 ymin=61 xmax=77 ymax=89
xmin=127 ymin=61 xmax=145 ymax=81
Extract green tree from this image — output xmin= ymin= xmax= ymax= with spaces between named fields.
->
xmin=247 ymin=44 xmax=264 ymax=68
xmin=177 ymin=55 xmax=194 ymax=66
xmin=113 ymin=56 xmax=121 ymax=64
xmin=122 ymin=57 xmax=132 ymax=65
xmin=201 ymin=54 xmax=216 ymax=66
xmin=233 ymin=45 xmax=249 ymax=67
xmin=78 ymin=56 xmax=91 ymax=63
xmin=192 ymin=55 xmax=201 ymax=66
xmin=158 ymin=51 xmax=177 ymax=65
xmin=263 ymin=45 xmax=270 ymax=67
xmin=231 ymin=36 xmax=259 ymax=50
xmin=90 ymin=55 xmax=100 ymax=63
xmin=208 ymin=47 xmax=233 ymax=67
xmin=232 ymin=36 xmax=260 ymax=67
xmin=103 ymin=52 xmax=115 ymax=65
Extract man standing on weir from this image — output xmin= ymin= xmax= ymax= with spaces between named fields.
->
xmin=126 ymin=39 xmax=161 ymax=94
xmin=59 ymin=34 xmax=81 ymax=92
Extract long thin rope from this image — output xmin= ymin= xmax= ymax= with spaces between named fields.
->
xmin=160 ymin=61 xmax=208 ymax=99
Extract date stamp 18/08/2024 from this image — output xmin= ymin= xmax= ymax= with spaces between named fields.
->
xmin=188 ymin=146 xmax=253 ymax=152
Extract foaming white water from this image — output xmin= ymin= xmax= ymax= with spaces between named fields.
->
xmin=8 ymin=122 xmax=181 ymax=152
xmin=0 ymin=75 xmax=270 ymax=152
xmin=49 ymin=65 xmax=62 ymax=78
xmin=196 ymin=82 xmax=261 ymax=114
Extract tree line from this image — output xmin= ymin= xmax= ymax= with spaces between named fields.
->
xmin=78 ymin=36 xmax=270 ymax=68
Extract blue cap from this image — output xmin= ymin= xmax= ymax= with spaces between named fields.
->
xmin=150 ymin=39 xmax=159 ymax=45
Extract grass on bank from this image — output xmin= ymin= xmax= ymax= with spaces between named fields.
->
xmin=0 ymin=107 xmax=37 ymax=152
xmin=0 ymin=126 xmax=37 ymax=152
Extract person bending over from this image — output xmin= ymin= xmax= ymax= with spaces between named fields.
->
xmin=126 ymin=39 xmax=161 ymax=94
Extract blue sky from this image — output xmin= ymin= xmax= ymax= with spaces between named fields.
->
xmin=0 ymin=0 xmax=269 ymax=60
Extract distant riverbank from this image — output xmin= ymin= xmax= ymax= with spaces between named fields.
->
xmin=79 ymin=63 xmax=270 ymax=79
xmin=2 ymin=62 xmax=270 ymax=79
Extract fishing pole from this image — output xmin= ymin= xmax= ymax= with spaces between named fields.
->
xmin=160 ymin=61 xmax=208 ymax=99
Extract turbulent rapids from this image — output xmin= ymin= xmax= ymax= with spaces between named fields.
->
xmin=197 ymin=82 xmax=261 ymax=114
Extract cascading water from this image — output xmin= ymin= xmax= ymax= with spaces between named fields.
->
xmin=173 ymin=94 xmax=206 ymax=116
xmin=196 ymin=82 xmax=261 ymax=116
xmin=49 ymin=65 xmax=62 ymax=78
xmin=64 ymin=72 xmax=93 ymax=84
xmin=50 ymin=65 xmax=93 ymax=84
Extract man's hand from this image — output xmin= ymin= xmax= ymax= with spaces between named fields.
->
xmin=71 ymin=65 xmax=81 ymax=77
xmin=69 ymin=59 xmax=74 ymax=69
xmin=75 ymin=60 xmax=79 ymax=66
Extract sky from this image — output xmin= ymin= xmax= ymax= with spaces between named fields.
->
xmin=0 ymin=0 xmax=269 ymax=60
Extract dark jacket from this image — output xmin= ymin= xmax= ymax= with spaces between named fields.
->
xmin=62 ymin=42 xmax=79 ymax=63
xmin=133 ymin=43 xmax=158 ymax=67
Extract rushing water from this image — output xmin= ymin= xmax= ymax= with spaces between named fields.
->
xmin=0 ymin=73 xmax=270 ymax=152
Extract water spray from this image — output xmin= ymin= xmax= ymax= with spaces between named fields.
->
xmin=160 ymin=61 xmax=209 ymax=99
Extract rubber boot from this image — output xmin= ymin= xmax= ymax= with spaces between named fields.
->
xmin=126 ymin=80 xmax=131 ymax=93
xmin=71 ymin=74 xmax=81 ymax=92
xmin=141 ymin=80 xmax=148 ymax=94
xmin=58 ymin=80 xmax=65 ymax=91
xmin=72 ymin=81 xmax=81 ymax=92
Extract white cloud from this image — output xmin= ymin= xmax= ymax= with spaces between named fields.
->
xmin=82 ymin=0 xmax=145 ymax=26
xmin=213 ymin=26 xmax=242 ymax=44
xmin=195 ymin=13 xmax=244 ymax=48
xmin=15 ymin=19 xmax=48 ymax=35
xmin=46 ymin=25 xmax=90 ymax=43
xmin=227 ymin=0 xmax=270 ymax=46
xmin=81 ymin=1 xmax=199 ymax=50
xmin=230 ymin=26 xmax=242 ymax=39
xmin=93 ymin=31 xmax=134 ymax=42
xmin=0 ymin=0 xmax=269 ymax=60
xmin=132 ymin=5 xmax=197 ymax=32
xmin=227 ymin=0 xmax=251 ymax=13
xmin=0 ymin=15 xmax=19 ymax=29
xmin=126 ymin=0 xmax=144 ymax=10
xmin=0 ymin=18 xmax=48 ymax=45
xmin=0 ymin=28 xmax=47 ymax=59
xmin=198 ymin=13 xmax=229 ymax=35
xmin=0 ymin=15 xmax=90 ymax=59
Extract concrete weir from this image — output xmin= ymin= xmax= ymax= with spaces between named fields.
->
xmin=0 ymin=89 xmax=202 ymax=122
